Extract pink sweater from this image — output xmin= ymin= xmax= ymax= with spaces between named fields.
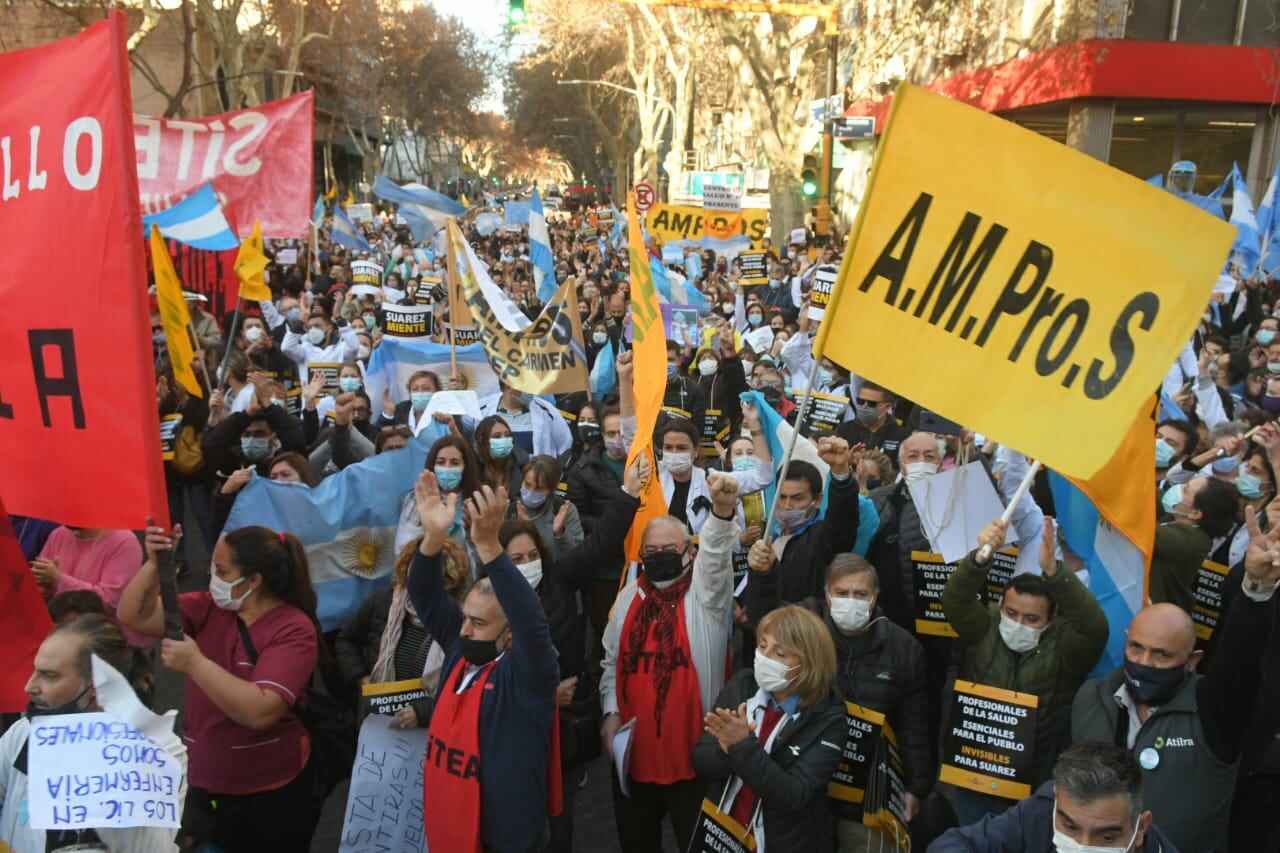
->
xmin=39 ymin=528 xmax=145 ymax=641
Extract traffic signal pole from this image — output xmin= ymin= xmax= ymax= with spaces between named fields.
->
xmin=815 ymin=27 xmax=837 ymax=242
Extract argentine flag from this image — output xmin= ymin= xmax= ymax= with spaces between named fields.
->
xmin=223 ymin=435 xmax=435 ymax=630
xmin=141 ymin=183 xmax=238 ymax=251
xmin=364 ymin=339 xmax=498 ymax=419
xmin=330 ymin=205 xmax=371 ymax=252
xmin=1227 ymin=163 xmax=1261 ymax=273
xmin=651 ymin=255 xmax=709 ymax=311
xmin=374 ymin=175 xmax=463 ymax=242
xmin=530 ymin=189 xmax=557 ymax=303
xmin=590 ymin=339 xmax=616 ymax=399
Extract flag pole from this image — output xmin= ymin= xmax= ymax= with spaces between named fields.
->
xmin=762 ymin=355 xmax=825 ymax=536
xmin=218 ymin=300 xmax=242 ymax=391
xmin=186 ymin=317 xmax=214 ymax=394
xmin=445 ymin=219 xmax=460 ymax=379
xmin=976 ymin=460 xmax=1043 ymax=562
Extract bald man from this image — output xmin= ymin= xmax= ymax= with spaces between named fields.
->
xmin=1071 ymin=506 xmax=1280 ymax=852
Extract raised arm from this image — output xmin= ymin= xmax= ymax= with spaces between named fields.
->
xmin=942 ymin=520 xmax=1007 ymax=646
xmin=117 ymin=525 xmax=178 ymax=640
xmin=692 ymin=474 xmax=740 ymax=617
xmin=1038 ymin=519 xmax=1108 ymax=678
xmin=406 ymin=470 xmax=464 ymax=649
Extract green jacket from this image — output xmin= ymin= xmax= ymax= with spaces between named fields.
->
xmin=941 ymin=554 xmax=1109 ymax=784
xmin=1150 ymin=522 xmax=1211 ymax=616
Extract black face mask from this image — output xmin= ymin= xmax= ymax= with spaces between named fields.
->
xmin=1123 ymin=658 xmax=1188 ymax=706
xmin=460 ymin=631 xmax=506 ymax=667
xmin=865 ymin=477 xmax=882 ymax=491
xmin=761 ymin=386 xmax=784 ymax=408
xmin=577 ymin=423 xmax=601 ymax=445
xmin=642 ymin=551 xmax=688 ymax=583
xmin=25 ymin=685 xmax=89 ymax=720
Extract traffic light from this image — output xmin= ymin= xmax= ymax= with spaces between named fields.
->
xmin=509 ymin=0 xmax=526 ymax=24
xmin=801 ymin=155 xmax=818 ymax=199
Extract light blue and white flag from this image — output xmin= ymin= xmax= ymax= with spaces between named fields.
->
xmin=651 ymin=255 xmax=709 ymax=312
xmin=503 ymin=201 xmax=531 ymax=225
xmin=739 ymin=390 xmax=830 ymax=521
xmin=1049 ymin=472 xmax=1145 ymax=676
xmin=364 ymin=338 xmax=498 ymax=416
xmin=685 ymin=251 xmax=702 ymax=281
xmin=1257 ymin=162 xmax=1280 ymax=277
xmin=530 ymin=189 xmax=557 ymax=304
xmin=141 ymin=183 xmax=238 ymax=250
xmin=1228 ymin=162 xmax=1261 ymax=273
xmin=373 ymin=175 xmax=463 ymax=242
xmin=330 ymin=205 xmax=372 ymax=252
xmin=590 ymin=339 xmax=616 ymax=399
xmin=475 ymin=211 xmax=503 ymax=237
xmin=312 ymin=195 xmax=325 ymax=226
xmin=223 ymin=435 xmax=435 ymax=630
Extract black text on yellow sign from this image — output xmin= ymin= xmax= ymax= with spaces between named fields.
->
xmin=939 ymin=679 xmax=1039 ymax=800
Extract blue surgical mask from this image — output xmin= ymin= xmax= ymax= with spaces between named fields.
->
xmin=240 ymin=437 xmax=271 ymax=461
xmin=411 ymin=391 xmax=433 ymax=412
xmin=667 ymin=363 xmax=678 ymax=380
xmin=1212 ymin=454 xmax=1239 ymax=474
xmin=516 ymin=391 xmax=535 ymax=407
xmin=747 ymin=313 xmax=764 ymax=327
xmin=776 ymin=505 xmax=813 ymax=532
xmin=152 ymin=331 xmax=166 ymax=346
xmin=434 ymin=466 xmax=463 ymax=491
xmin=1259 ymin=329 xmax=1276 ymax=345
xmin=286 ymin=307 xmax=302 ymax=322
xmin=1238 ymin=470 xmax=1268 ymax=500
xmin=1160 ymin=484 xmax=1183 ymax=516
xmin=362 ymin=315 xmax=377 ymax=330
xmin=768 ymin=279 xmax=781 ymax=290
xmin=489 ymin=436 xmax=514 ymax=458
xmin=1155 ymin=437 xmax=1175 ymax=468
xmin=521 ymin=487 xmax=548 ymax=509
xmin=732 ymin=455 xmax=757 ymax=473
xmin=817 ymin=367 xmax=834 ymax=388
xmin=338 ymin=377 xmax=362 ymax=393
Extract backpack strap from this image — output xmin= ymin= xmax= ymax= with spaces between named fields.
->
xmin=236 ymin=617 xmax=260 ymax=665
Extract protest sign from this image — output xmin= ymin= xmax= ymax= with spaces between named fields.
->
xmin=381 ymin=304 xmax=432 ymax=340
xmin=793 ymin=389 xmax=849 ymax=436
xmin=807 ymin=265 xmax=839 ymax=321
xmin=908 ymin=462 xmax=1016 ymax=563
xmin=350 ymin=259 xmax=383 ymax=289
xmin=625 ymin=303 xmax=676 ymax=343
xmin=940 ymin=680 xmax=1039 ymax=800
xmin=702 ymin=185 xmax=742 ymax=212
xmin=135 ymin=91 xmax=313 ymax=238
xmin=360 ymin=677 xmax=427 ymax=717
xmin=449 ymin=325 xmax=481 ymax=347
xmin=646 ymin=203 xmax=768 ymax=247
xmin=339 ymin=714 xmax=427 ymax=853
xmin=424 ymin=390 xmax=481 ymax=421
xmin=744 ymin=326 xmax=775 ymax=355
xmin=688 ymin=797 xmax=757 ymax=853
xmin=308 ymin=362 xmax=342 ymax=395
xmin=737 ymin=250 xmax=768 ymax=286
xmin=671 ymin=307 xmax=700 ymax=349
xmin=28 ymin=712 xmax=183 ymax=829
xmin=815 ymin=84 xmax=1236 ymax=480
xmin=1192 ymin=559 xmax=1231 ymax=643
xmin=789 ymin=227 xmax=808 ymax=246
xmin=700 ymin=408 xmax=729 ymax=459
xmin=828 ymin=702 xmax=886 ymax=820
xmin=276 ymin=248 xmax=298 ymax=266
xmin=347 ymin=203 xmax=374 ymax=223
xmin=912 ymin=549 xmax=1018 ymax=637
xmin=451 ymin=221 xmax=588 ymax=394
xmin=159 ymin=414 xmax=183 ymax=461
xmin=862 ymin=723 xmax=911 ymax=849
xmin=0 ymin=13 xmax=169 ymax=529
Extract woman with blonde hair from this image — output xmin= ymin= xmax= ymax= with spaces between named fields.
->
xmin=692 ymin=604 xmax=846 ymax=852
xmin=335 ymin=537 xmax=470 ymax=728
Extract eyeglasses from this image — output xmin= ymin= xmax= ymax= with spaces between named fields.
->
xmin=640 ymin=544 xmax=685 ymax=558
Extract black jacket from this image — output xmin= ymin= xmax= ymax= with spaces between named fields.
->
xmin=159 ymin=391 xmax=212 ymax=487
xmin=752 ymin=473 xmax=859 ymax=603
xmin=564 ymin=445 xmax=624 ymax=533
xmin=334 ymin=586 xmax=436 ymax=725
xmin=692 ymin=669 xmax=846 ymax=853
xmin=660 ymin=373 xmax=707 ymax=434
xmin=203 ymin=406 xmax=307 ymax=537
xmin=699 ymin=353 xmax=749 ymax=441
xmin=748 ymin=578 xmax=933 ymax=799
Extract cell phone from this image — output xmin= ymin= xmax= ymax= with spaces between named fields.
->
xmin=918 ymin=410 xmax=962 ymax=436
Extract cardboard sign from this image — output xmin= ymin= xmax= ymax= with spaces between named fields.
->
xmin=350 ymin=259 xmax=384 ymax=289
xmin=359 ymin=677 xmax=427 ymax=717
xmin=807 ymin=265 xmax=839 ymax=321
xmin=159 ymin=413 xmax=183 ymax=461
xmin=939 ymin=680 xmax=1039 ymax=800
xmin=814 ymin=83 xmax=1235 ymax=480
xmin=703 ymin=185 xmax=742 ymax=213
xmin=1192 ymin=559 xmax=1231 ymax=642
xmin=737 ymin=250 xmax=768 ymax=286
xmin=912 ymin=549 xmax=1018 ymax=638
xmin=381 ymin=304 xmax=432 ymax=340
xmin=793 ymin=389 xmax=849 ymax=436
xmin=828 ymin=702 xmax=886 ymax=820
xmin=27 ymin=712 xmax=183 ymax=829
xmin=308 ymin=362 xmax=342 ymax=395
xmin=339 ymin=715 xmax=427 ymax=853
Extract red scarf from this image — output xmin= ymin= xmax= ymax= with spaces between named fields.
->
xmin=617 ymin=572 xmax=703 ymax=783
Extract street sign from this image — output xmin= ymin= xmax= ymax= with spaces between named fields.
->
xmin=809 ymin=94 xmax=845 ymax=124
xmin=633 ymin=181 xmax=656 ymax=212
xmin=834 ymin=116 xmax=876 ymax=139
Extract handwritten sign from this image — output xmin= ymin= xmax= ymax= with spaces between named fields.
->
xmin=339 ymin=714 xmax=427 ymax=853
xmin=28 ymin=712 xmax=183 ymax=830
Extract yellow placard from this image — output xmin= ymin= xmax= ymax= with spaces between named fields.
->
xmin=645 ymin=203 xmax=768 ymax=247
xmin=816 ymin=84 xmax=1234 ymax=480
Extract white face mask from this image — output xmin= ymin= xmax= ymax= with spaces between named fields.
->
xmin=999 ymin=612 xmax=1045 ymax=653
xmin=306 ymin=327 xmax=326 ymax=346
xmin=698 ymin=360 xmax=718 ymax=377
xmin=828 ymin=596 xmax=873 ymax=633
xmin=210 ymin=574 xmax=251 ymax=611
xmin=753 ymin=649 xmax=798 ymax=695
xmin=662 ymin=452 xmax=694 ymax=475
xmin=1051 ymin=800 xmax=1139 ymax=853
xmin=244 ymin=326 xmax=263 ymax=343
xmin=903 ymin=461 xmax=939 ymax=484
xmin=516 ymin=559 xmax=543 ymax=589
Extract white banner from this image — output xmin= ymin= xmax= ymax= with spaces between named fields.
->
xmin=702 ymin=185 xmax=742 ymax=213
xmin=339 ymin=715 xmax=428 ymax=853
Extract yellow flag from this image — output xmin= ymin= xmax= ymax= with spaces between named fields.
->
xmin=149 ymin=226 xmax=203 ymax=398
xmin=815 ymin=84 xmax=1235 ymax=479
xmin=324 ymin=184 xmax=337 ymax=202
xmin=234 ymin=219 xmax=271 ymax=302
xmin=344 ymin=188 xmax=356 ymax=207
xmin=622 ymin=193 xmax=669 ymax=562
xmin=460 ymin=193 xmax=471 ymax=209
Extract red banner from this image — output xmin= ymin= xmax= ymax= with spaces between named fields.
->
xmin=134 ymin=90 xmax=314 ymax=238
xmin=0 ymin=505 xmax=53 ymax=713
xmin=0 ymin=13 xmax=169 ymax=529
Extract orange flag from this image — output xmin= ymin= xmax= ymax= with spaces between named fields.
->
xmin=622 ymin=193 xmax=669 ymax=562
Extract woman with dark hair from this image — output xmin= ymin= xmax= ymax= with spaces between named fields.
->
xmin=498 ymin=454 xmax=647 ymax=853
xmin=516 ymin=455 xmax=584 ymax=562
xmin=119 ymin=524 xmax=323 ymax=852
xmin=268 ymin=451 xmax=321 ymax=486
xmin=394 ymin=434 xmax=482 ymax=559
xmin=475 ymin=414 xmax=530 ymax=494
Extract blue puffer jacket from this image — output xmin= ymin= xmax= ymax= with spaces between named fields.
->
xmin=927 ymin=781 xmax=1179 ymax=852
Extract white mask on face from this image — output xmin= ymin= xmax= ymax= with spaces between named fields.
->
xmin=516 ymin=559 xmax=543 ymax=589
xmin=210 ymin=574 xmax=251 ymax=611
xmin=753 ymin=649 xmax=798 ymax=695
xmin=903 ymin=461 xmax=939 ymax=483
xmin=998 ymin=612 xmax=1045 ymax=653
xmin=244 ymin=326 xmax=263 ymax=343
xmin=306 ymin=327 xmax=326 ymax=346
xmin=662 ymin=452 xmax=694 ymax=475
xmin=828 ymin=596 xmax=872 ymax=633
xmin=1051 ymin=800 xmax=1139 ymax=853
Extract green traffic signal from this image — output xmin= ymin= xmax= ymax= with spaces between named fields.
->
xmin=801 ymin=170 xmax=818 ymax=198
xmin=509 ymin=0 xmax=526 ymax=24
